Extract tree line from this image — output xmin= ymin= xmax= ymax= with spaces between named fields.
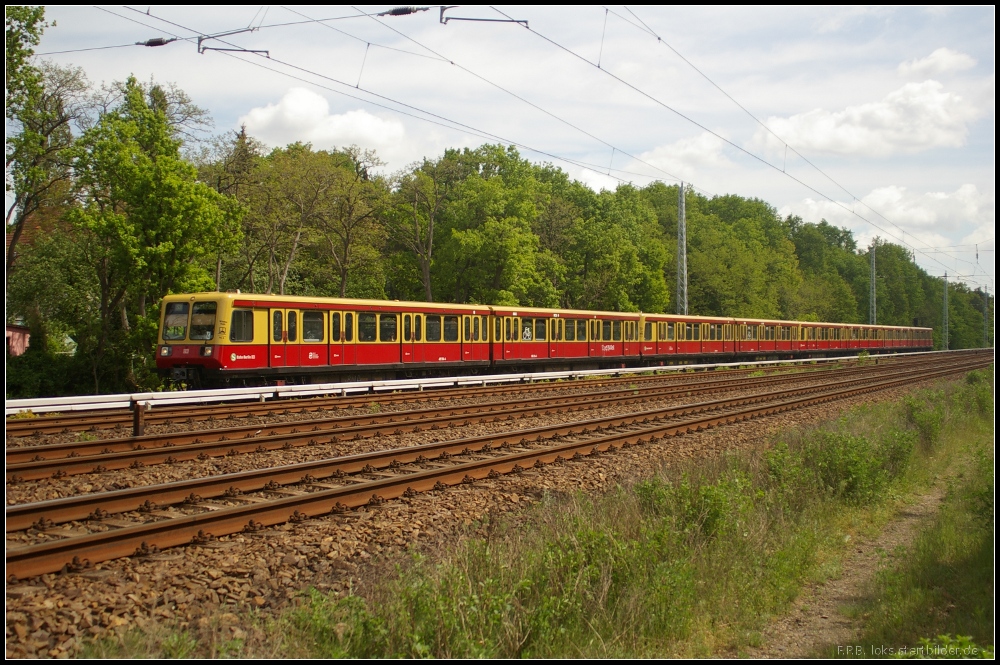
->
xmin=6 ymin=8 xmax=993 ymax=397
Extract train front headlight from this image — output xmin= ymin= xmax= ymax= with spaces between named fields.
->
xmin=201 ymin=346 xmax=214 ymax=357
xmin=159 ymin=346 xmax=172 ymax=357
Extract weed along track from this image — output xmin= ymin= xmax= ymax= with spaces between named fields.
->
xmin=5 ymin=351 xmax=991 ymax=581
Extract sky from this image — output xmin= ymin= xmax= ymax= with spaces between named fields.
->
xmin=30 ymin=5 xmax=996 ymax=294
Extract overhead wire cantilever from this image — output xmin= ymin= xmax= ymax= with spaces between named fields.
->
xmin=197 ymin=26 xmax=269 ymax=56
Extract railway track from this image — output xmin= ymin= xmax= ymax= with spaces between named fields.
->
xmin=5 ymin=356 xmax=947 ymax=481
xmin=6 ymin=351 xmax=990 ymax=580
xmin=5 ymin=362 xmax=857 ymax=437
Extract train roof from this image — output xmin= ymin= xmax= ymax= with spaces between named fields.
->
xmin=162 ymin=293 xmax=931 ymax=330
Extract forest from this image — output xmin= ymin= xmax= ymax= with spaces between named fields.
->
xmin=6 ymin=8 xmax=993 ymax=397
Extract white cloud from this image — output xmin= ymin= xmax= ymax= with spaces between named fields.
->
xmin=779 ymin=184 xmax=994 ymax=280
xmin=898 ymin=47 xmax=977 ymax=78
xmin=635 ymin=133 xmax=734 ymax=182
xmin=751 ymin=81 xmax=981 ymax=157
xmin=239 ymin=88 xmax=405 ymax=153
xmin=782 ymin=183 xmax=992 ymax=233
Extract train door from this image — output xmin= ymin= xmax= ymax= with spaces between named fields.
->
xmin=342 ymin=312 xmax=356 ymax=365
xmin=300 ymin=310 xmax=327 ymax=367
xmin=550 ymin=316 xmax=562 ymax=359
xmin=462 ymin=315 xmax=473 ymax=362
xmin=490 ymin=314 xmax=507 ymax=362
xmin=504 ymin=316 xmax=517 ymax=361
xmin=268 ymin=308 xmax=300 ymax=367
xmin=329 ymin=312 xmax=345 ymax=365
xmin=473 ymin=314 xmax=489 ymax=361
xmin=402 ymin=313 xmax=418 ymax=363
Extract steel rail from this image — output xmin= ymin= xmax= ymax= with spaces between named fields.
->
xmin=5 ymin=361 xmax=848 ymax=436
xmin=5 ymin=356 xmax=987 ymax=580
xmin=7 ymin=357 xmax=988 ymax=529
xmin=5 ymin=352 xmax=884 ymax=417
xmin=2 ymin=368 xmax=889 ymax=530
xmin=5 ymin=358 xmax=946 ymax=480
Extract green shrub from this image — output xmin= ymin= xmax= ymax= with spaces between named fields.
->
xmin=904 ymin=393 xmax=944 ymax=448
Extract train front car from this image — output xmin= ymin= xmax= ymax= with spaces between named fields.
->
xmin=156 ymin=293 xmax=232 ymax=386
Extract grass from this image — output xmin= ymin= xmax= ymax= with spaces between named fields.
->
xmin=832 ymin=370 xmax=994 ymax=658
xmin=77 ymin=369 xmax=994 ymax=658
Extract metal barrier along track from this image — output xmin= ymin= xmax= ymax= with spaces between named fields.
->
xmin=4 ymin=358 xmax=949 ymax=481
xmin=5 ymin=355 xmax=989 ymax=580
xmin=5 ymin=361 xmax=848 ymax=436
xmin=10 ymin=360 xmax=960 ymax=531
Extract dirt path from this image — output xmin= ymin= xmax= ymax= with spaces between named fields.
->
xmin=743 ymin=486 xmax=947 ymax=658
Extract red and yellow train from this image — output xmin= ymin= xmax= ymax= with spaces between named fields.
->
xmin=156 ymin=292 xmax=933 ymax=386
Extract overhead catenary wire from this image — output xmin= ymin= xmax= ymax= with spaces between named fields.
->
xmin=99 ymin=6 xmax=650 ymax=189
xmin=610 ymin=5 xmax=988 ymax=278
xmin=36 ymin=42 xmax=148 ymax=56
xmin=342 ymin=5 xmax=714 ymax=195
xmin=73 ymin=6 xmax=991 ymax=288
xmin=489 ymin=5 xmax=987 ymax=284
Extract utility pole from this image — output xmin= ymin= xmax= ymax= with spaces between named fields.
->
xmin=869 ymin=242 xmax=877 ymax=325
xmin=942 ymin=273 xmax=948 ymax=350
xmin=984 ymin=287 xmax=991 ymax=348
xmin=676 ymin=182 xmax=688 ymax=315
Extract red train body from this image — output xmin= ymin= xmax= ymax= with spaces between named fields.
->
xmin=156 ymin=293 xmax=934 ymax=386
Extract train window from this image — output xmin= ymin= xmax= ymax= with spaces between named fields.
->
xmin=591 ymin=320 xmax=599 ymax=341
xmin=190 ymin=302 xmax=217 ymax=340
xmin=504 ymin=317 xmax=512 ymax=342
xmin=693 ymin=324 xmax=700 ymax=341
xmin=272 ymin=310 xmax=283 ymax=342
xmin=495 ymin=317 xmax=502 ymax=342
xmin=521 ymin=318 xmax=533 ymax=341
xmin=379 ymin=314 xmax=397 ymax=342
xmin=464 ymin=316 xmax=472 ymax=342
xmin=426 ymin=315 xmax=442 ymax=342
xmin=535 ymin=318 xmax=547 ymax=341
xmin=345 ymin=313 xmax=354 ymax=342
xmin=482 ymin=316 xmax=489 ymax=341
xmin=358 ymin=313 xmax=377 ymax=342
xmin=666 ymin=322 xmax=674 ymax=341
xmin=611 ymin=321 xmax=620 ymax=341
xmin=473 ymin=316 xmax=480 ymax=342
xmin=598 ymin=320 xmax=608 ymax=341
xmin=444 ymin=316 xmax=459 ymax=342
xmin=553 ymin=319 xmax=562 ymax=341
xmin=566 ymin=320 xmax=576 ymax=341
xmin=404 ymin=314 xmax=412 ymax=342
xmin=332 ymin=313 xmax=342 ymax=342
xmin=644 ymin=322 xmax=653 ymax=341
xmin=163 ymin=302 xmax=190 ymax=340
xmin=286 ymin=311 xmax=298 ymax=342
xmin=231 ymin=310 xmax=254 ymax=342
xmin=415 ymin=315 xmax=422 ymax=341
xmin=577 ymin=320 xmax=587 ymax=341
xmin=303 ymin=311 xmax=324 ymax=343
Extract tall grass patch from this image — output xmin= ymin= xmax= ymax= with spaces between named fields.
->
xmin=835 ymin=369 xmax=994 ymax=657
xmin=276 ymin=372 xmax=992 ymax=658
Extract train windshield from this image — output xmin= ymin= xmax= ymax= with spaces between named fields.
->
xmin=190 ymin=302 xmax=218 ymax=340
xmin=163 ymin=302 xmax=189 ymax=340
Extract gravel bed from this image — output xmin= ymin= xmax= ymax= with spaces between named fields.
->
xmin=4 ymin=374 xmax=958 ymax=658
